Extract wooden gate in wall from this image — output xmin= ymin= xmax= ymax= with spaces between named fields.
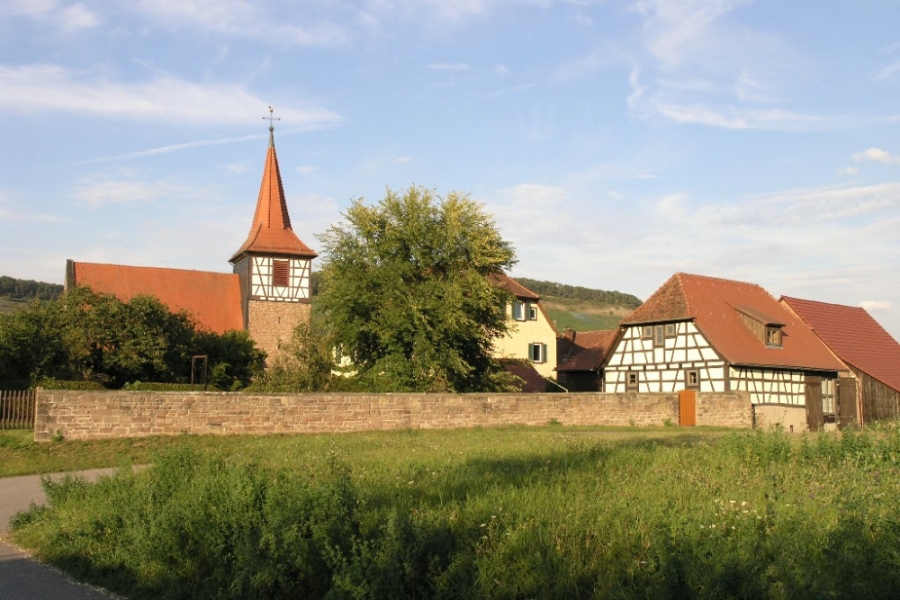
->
xmin=678 ymin=390 xmax=696 ymax=426
xmin=1 ymin=389 xmax=36 ymax=430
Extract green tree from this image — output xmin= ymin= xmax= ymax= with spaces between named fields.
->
xmin=317 ymin=185 xmax=517 ymax=393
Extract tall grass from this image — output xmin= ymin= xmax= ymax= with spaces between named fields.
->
xmin=11 ymin=427 xmax=900 ymax=599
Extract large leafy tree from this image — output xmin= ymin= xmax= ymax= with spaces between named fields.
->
xmin=317 ymin=185 xmax=517 ymax=393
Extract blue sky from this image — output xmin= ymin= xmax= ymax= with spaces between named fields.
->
xmin=1 ymin=0 xmax=899 ymax=338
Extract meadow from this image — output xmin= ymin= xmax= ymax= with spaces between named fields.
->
xmin=8 ymin=426 xmax=900 ymax=599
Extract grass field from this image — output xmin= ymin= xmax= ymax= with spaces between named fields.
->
xmin=8 ymin=425 xmax=900 ymax=599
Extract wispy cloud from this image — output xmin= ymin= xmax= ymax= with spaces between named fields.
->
xmin=130 ymin=0 xmax=347 ymax=47
xmin=836 ymin=166 xmax=859 ymax=176
xmin=428 ymin=62 xmax=471 ymax=71
xmin=1 ymin=0 xmax=100 ymax=31
xmin=72 ymin=177 xmax=216 ymax=208
xmin=874 ymin=60 xmax=900 ymax=82
xmin=0 ymin=65 xmax=343 ymax=127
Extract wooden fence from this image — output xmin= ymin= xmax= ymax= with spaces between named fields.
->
xmin=1 ymin=389 xmax=36 ymax=429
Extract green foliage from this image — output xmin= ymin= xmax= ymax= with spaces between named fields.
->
xmin=13 ymin=428 xmax=900 ymax=599
xmin=0 ymin=275 xmax=63 ymax=301
xmin=317 ymin=185 xmax=518 ymax=393
xmin=0 ymin=286 xmax=264 ymax=389
xmin=36 ymin=379 xmax=106 ymax=390
xmin=514 ymin=276 xmax=642 ymax=308
xmin=122 ymin=382 xmax=222 ymax=392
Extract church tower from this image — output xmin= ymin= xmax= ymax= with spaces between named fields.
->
xmin=229 ymin=117 xmax=317 ymax=360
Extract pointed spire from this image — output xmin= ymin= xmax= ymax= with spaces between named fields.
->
xmin=229 ymin=111 xmax=317 ymax=263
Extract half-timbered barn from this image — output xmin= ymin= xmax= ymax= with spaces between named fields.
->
xmin=602 ymin=273 xmax=844 ymax=432
xmin=66 ymin=124 xmax=316 ymax=361
xmin=781 ymin=296 xmax=900 ymax=426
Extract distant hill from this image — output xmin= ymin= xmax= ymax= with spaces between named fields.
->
xmin=514 ymin=277 xmax=642 ymax=333
xmin=0 ymin=276 xmax=64 ymax=313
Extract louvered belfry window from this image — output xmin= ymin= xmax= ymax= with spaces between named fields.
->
xmin=272 ymin=259 xmax=290 ymax=287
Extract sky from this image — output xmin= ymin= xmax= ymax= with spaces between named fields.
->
xmin=1 ymin=0 xmax=899 ymax=339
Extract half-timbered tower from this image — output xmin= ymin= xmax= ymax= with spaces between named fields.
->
xmin=603 ymin=273 xmax=844 ymax=431
xmin=781 ymin=296 xmax=900 ymax=427
xmin=229 ymin=125 xmax=317 ymax=359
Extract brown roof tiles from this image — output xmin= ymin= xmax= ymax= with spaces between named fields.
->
xmin=782 ymin=296 xmax=900 ymax=393
xmin=69 ymin=261 xmax=244 ymax=334
xmin=489 ymin=273 xmax=540 ymax=300
xmin=623 ymin=273 xmax=843 ymax=372
xmin=556 ymin=329 xmax=618 ymax=372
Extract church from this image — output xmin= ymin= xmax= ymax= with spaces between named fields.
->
xmin=65 ymin=122 xmax=316 ymax=360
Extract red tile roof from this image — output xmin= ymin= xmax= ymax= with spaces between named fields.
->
xmin=229 ymin=131 xmax=317 ymax=262
xmin=69 ymin=261 xmax=244 ymax=334
xmin=557 ymin=330 xmax=618 ymax=372
xmin=489 ymin=273 xmax=540 ymax=300
xmin=782 ymin=296 xmax=900 ymax=393
xmin=623 ymin=273 xmax=843 ymax=372
xmin=499 ymin=359 xmax=548 ymax=393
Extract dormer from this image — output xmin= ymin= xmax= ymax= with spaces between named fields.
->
xmin=734 ymin=305 xmax=785 ymax=348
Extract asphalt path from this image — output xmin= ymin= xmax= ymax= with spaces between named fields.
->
xmin=0 ymin=468 xmax=129 ymax=599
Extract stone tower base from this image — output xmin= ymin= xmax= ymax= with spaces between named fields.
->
xmin=247 ymin=300 xmax=311 ymax=362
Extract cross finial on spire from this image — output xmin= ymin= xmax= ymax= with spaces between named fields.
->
xmin=263 ymin=106 xmax=281 ymax=147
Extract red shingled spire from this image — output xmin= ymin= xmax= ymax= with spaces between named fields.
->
xmin=229 ymin=125 xmax=317 ymax=263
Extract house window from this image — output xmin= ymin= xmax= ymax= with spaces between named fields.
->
xmin=665 ymin=323 xmax=676 ymax=337
xmin=528 ymin=303 xmax=538 ymax=321
xmin=272 ymin=260 xmax=290 ymax=287
xmin=654 ymin=325 xmax=664 ymax=347
xmin=642 ymin=326 xmax=652 ymax=339
xmin=686 ymin=369 xmax=700 ymax=389
xmin=529 ymin=343 xmax=547 ymax=364
xmin=513 ymin=301 xmax=525 ymax=321
xmin=766 ymin=326 xmax=782 ymax=348
xmin=626 ymin=371 xmax=639 ymax=391
xmin=822 ymin=379 xmax=835 ymax=417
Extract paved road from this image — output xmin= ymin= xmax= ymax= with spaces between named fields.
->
xmin=0 ymin=468 xmax=128 ymax=600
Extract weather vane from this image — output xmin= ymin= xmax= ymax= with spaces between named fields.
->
xmin=263 ymin=106 xmax=280 ymax=132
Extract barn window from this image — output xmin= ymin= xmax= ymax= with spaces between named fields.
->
xmin=665 ymin=323 xmax=676 ymax=337
xmin=273 ymin=260 xmax=290 ymax=287
xmin=626 ymin=371 xmax=639 ymax=391
xmin=765 ymin=326 xmax=783 ymax=348
xmin=654 ymin=325 xmax=664 ymax=347
xmin=686 ymin=370 xmax=700 ymax=389
xmin=642 ymin=326 xmax=652 ymax=339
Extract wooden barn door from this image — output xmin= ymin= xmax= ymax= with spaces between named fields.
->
xmin=805 ymin=377 xmax=824 ymax=432
xmin=837 ymin=377 xmax=858 ymax=429
xmin=678 ymin=390 xmax=697 ymax=427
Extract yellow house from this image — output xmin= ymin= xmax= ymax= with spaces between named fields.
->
xmin=490 ymin=274 xmax=559 ymax=379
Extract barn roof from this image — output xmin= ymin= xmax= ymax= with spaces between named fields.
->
xmin=557 ymin=330 xmax=618 ymax=372
xmin=782 ymin=296 xmax=900 ymax=393
xmin=67 ymin=261 xmax=244 ymax=334
xmin=621 ymin=273 xmax=843 ymax=372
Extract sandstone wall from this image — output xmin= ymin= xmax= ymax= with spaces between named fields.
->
xmin=34 ymin=390 xmax=752 ymax=442
xmin=247 ymin=300 xmax=311 ymax=361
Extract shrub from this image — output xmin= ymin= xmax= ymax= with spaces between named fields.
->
xmin=36 ymin=379 xmax=106 ymax=390
xmin=122 ymin=382 xmax=222 ymax=392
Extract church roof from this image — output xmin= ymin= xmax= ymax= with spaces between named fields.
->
xmin=229 ymin=129 xmax=317 ymax=263
xmin=621 ymin=273 xmax=843 ymax=372
xmin=68 ymin=261 xmax=244 ymax=334
xmin=782 ymin=296 xmax=900 ymax=393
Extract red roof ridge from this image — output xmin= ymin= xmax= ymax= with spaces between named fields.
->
xmin=72 ymin=261 xmax=233 ymax=276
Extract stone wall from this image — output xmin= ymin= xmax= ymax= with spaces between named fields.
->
xmin=753 ymin=404 xmax=808 ymax=433
xmin=34 ymin=390 xmax=752 ymax=442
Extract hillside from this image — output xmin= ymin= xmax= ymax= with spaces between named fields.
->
xmin=514 ymin=277 xmax=642 ymax=333
xmin=0 ymin=276 xmax=63 ymax=313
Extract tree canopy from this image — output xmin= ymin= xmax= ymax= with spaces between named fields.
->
xmin=317 ymin=186 xmax=517 ymax=393
xmin=0 ymin=286 xmax=264 ymax=389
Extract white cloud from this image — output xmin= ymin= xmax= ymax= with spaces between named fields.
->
xmin=854 ymin=148 xmax=900 ymax=164
xmin=1 ymin=0 xmax=100 ymax=31
xmin=72 ymin=178 xmax=215 ymax=208
xmin=428 ymin=62 xmax=471 ymax=71
xmin=130 ymin=0 xmax=347 ymax=47
xmin=0 ymin=65 xmax=343 ymax=126
xmin=874 ymin=60 xmax=900 ymax=82
xmin=860 ymin=301 xmax=891 ymax=312
xmin=836 ymin=166 xmax=859 ymax=176
xmin=493 ymin=64 xmax=509 ymax=76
